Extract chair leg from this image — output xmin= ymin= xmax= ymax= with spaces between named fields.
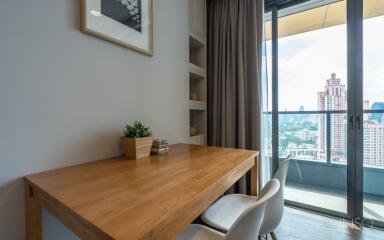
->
xmin=270 ymin=231 xmax=277 ymax=240
xmin=258 ymin=234 xmax=267 ymax=240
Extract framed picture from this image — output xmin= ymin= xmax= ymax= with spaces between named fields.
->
xmin=81 ymin=0 xmax=153 ymax=56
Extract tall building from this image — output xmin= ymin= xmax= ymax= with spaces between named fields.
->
xmin=317 ymin=73 xmax=347 ymax=163
xmin=363 ymin=121 xmax=384 ymax=167
xmin=317 ymin=75 xmax=384 ymax=167
xmin=363 ymin=102 xmax=384 ymax=167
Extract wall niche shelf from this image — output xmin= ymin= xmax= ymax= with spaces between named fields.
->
xmin=188 ymin=0 xmax=206 ymax=145
xmin=189 ymin=100 xmax=206 ymax=111
xmin=189 ymin=33 xmax=205 ymax=49
xmin=189 ymin=63 xmax=206 ymax=79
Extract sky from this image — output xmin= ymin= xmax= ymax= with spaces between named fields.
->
xmin=263 ymin=15 xmax=384 ymax=111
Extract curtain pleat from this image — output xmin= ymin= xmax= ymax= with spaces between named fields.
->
xmin=207 ymin=0 xmax=264 ymax=194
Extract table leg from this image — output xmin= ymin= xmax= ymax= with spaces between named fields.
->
xmin=250 ymin=154 xmax=259 ymax=196
xmin=26 ymin=184 xmax=42 ymax=240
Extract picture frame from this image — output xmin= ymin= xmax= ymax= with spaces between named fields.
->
xmin=81 ymin=0 xmax=153 ymax=56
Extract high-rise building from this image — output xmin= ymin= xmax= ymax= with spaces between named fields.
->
xmin=363 ymin=121 xmax=384 ymax=167
xmin=317 ymin=73 xmax=347 ymax=163
xmin=363 ymin=102 xmax=384 ymax=167
xmin=317 ymin=75 xmax=384 ymax=167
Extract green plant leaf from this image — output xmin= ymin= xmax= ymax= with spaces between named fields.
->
xmin=124 ymin=121 xmax=152 ymax=138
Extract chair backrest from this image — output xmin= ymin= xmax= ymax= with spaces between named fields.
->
xmin=259 ymin=155 xmax=292 ymax=235
xmin=225 ymin=179 xmax=280 ymax=240
xmin=274 ymin=155 xmax=291 ymax=187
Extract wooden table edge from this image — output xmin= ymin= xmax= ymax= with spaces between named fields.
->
xmin=25 ymin=178 xmax=113 ymax=240
xmin=24 ymin=148 xmax=260 ymax=240
xmin=250 ymin=152 xmax=260 ymax=196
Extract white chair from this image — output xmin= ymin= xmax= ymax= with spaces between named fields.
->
xmin=176 ymin=179 xmax=280 ymax=240
xmin=259 ymin=156 xmax=291 ymax=239
xmin=201 ymin=156 xmax=291 ymax=240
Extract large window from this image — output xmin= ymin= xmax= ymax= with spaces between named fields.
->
xmin=267 ymin=0 xmax=384 ymax=227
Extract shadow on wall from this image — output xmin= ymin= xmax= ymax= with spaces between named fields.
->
xmin=0 ymin=179 xmax=25 ymax=239
xmin=0 ymin=180 xmax=81 ymax=240
xmin=0 ymin=1 xmax=120 ymax=239
xmin=0 ymin=128 xmax=122 ymax=239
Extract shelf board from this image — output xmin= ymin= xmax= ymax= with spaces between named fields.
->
xmin=189 ymin=134 xmax=205 ymax=145
xmin=189 ymin=33 xmax=205 ymax=49
xmin=189 ymin=63 xmax=206 ymax=79
xmin=189 ymin=100 xmax=206 ymax=111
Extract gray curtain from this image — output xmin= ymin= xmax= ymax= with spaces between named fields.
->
xmin=207 ymin=0 xmax=264 ymax=194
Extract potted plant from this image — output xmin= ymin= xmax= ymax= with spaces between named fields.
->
xmin=121 ymin=121 xmax=153 ymax=159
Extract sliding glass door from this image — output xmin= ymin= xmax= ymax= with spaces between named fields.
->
xmin=266 ymin=0 xmax=384 ymax=228
xmin=276 ymin=0 xmax=349 ymax=215
xmin=362 ymin=0 xmax=384 ymax=226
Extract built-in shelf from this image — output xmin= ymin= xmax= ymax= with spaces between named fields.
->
xmin=189 ymin=63 xmax=206 ymax=79
xmin=189 ymin=134 xmax=205 ymax=145
xmin=189 ymin=100 xmax=206 ymax=110
xmin=190 ymin=110 xmax=205 ymax=139
xmin=189 ymin=33 xmax=205 ymax=49
xmin=189 ymin=0 xmax=206 ymax=145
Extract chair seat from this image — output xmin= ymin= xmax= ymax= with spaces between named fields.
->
xmin=175 ymin=224 xmax=225 ymax=240
xmin=202 ymin=194 xmax=258 ymax=232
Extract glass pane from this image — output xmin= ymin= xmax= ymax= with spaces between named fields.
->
xmin=264 ymin=13 xmax=273 ymax=113
xmin=279 ymin=113 xmax=325 ymax=162
xmin=278 ymin=1 xmax=347 ymax=111
xmin=363 ymin=0 xmax=384 ymax=223
xmin=260 ymin=14 xmax=273 ymax=185
xmin=363 ymin=114 xmax=384 ymax=222
xmin=279 ymin=0 xmax=348 ymax=214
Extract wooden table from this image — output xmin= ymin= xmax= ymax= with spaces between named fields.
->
xmin=25 ymin=144 xmax=259 ymax=240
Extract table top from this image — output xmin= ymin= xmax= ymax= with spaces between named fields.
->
xmin=25 ymin=144 xmax=258 ymax=240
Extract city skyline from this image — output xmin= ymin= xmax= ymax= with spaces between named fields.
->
xmin=262 ymin=11 xmax=384 ymax=168
xmin=279 ymin=74 xmax=384 ymax=168
xmin=265 ymin=14 xmax=384 ymax=111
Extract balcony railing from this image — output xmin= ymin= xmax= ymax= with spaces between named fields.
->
xmin=277 ymin=110 xmax=347 ymax=165
xmin=263 ymin=109 xmax=384 ymax=198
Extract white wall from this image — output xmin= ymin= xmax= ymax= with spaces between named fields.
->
xmin=0 ymin=0 xmax=189 ymax=239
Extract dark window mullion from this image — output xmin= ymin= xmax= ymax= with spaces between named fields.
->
xmin=271 ymin=6 xmax=279 ymax=175
xmin=326 ymin=113 xmax=331 ymax=164
xmin=347 ymin=0 xmax=363 ymax=220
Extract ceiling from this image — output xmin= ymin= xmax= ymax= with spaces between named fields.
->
xmin=264 ymin=0 xmax=384 ymax=40
xmin=265 ymin=0 xmax=310 ymax=11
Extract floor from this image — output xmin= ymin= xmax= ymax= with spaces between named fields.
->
xmin=285 ymin=184 xmax=384 ymax=222
xmin=273 ymin=207 xmax=384 ymax=240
